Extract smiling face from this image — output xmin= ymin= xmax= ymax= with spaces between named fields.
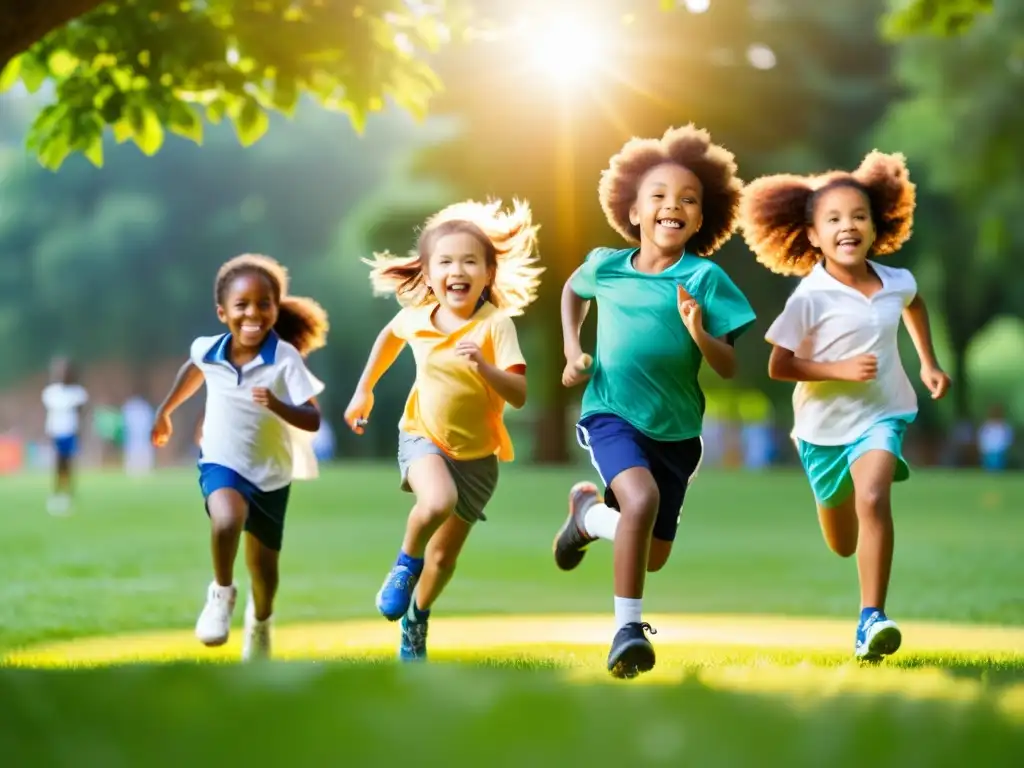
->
xmin=425 ymin=231 xmax=494 ymax=317
xmin=807 ymin=184 xmax=876 ymax=270
xmin=629 ymin=162 xmax=704 ymax=254
xmin=216 ymin=271 xmax=279 ymax=351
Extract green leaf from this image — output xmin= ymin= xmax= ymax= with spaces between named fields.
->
xmin=270 ymin=76 xmax=300 ymax=117
xmin=84 ymin=134 xmax=104 ymax=167
xmin=0 ymin=57 xmax=21 ymax=93
xmin=233 ymin=97 xmax=269 ymax=147
xmin=168 ymin=101 xmax=203 ymax=144
xmin=127 ymin=104 xmax=165 ymax=156
xmin=38 ymin=134 xmax=71 ymax=171
xmin=48 ymin=50 xmax=79 ymax=77
xmin=112 ymin=119 xmax=133 ymax=144
xmin=19 ymin=55 xmax=48 ymax=93
xmin=206 ymin=98 xmax=228 ymax=124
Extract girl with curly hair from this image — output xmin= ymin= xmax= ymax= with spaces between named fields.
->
xmin=152 ymin=254 xmax=329 ymax=662
xmin=344 ymin=199 xmax=542 ymax=662
xmin=738 ymin=151 xmax=951 ymax=661
xmin=553 ymin=125 xmax=756 ymax=679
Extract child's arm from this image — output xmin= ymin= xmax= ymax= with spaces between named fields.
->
xmin=768 ymin=346 xmax=877 ymax=382
xmin=253 ymin=391 xmax=321 ymax=432
xmin=152 ymin=360 xmax=205 ymax=446
xmin=474 ymin=361 xmax=527 ymax=409
xmin=344 ymin=322 xmax=407 ymax=433
xmin=561 ymin=270 xmax=593 ymax=385
xmin=902 ymin=294 xmax=951 ymax=399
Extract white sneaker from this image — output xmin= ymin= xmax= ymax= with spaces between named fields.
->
xmin=195 ymin=581 xmax=237 ymax=646
xmin=47 ymin=494 xmax=71 ymax=516
xmin=241 ymin=592 xmax=272 ymax=662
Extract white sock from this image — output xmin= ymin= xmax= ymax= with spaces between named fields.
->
xmin=614 ymin=596 xmax=643 ymax=629
xmin=583 ymin=503 xmax=620 ymax=541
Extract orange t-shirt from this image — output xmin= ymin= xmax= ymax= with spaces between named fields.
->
xmin=391 ymin=302 xmax=526 ymax=461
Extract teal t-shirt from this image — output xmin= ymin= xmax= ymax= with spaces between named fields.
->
xmin=572 ymin=247 xmax=756 ymax=441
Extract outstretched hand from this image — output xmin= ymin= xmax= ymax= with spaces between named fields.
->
xmin=677 ymin=285 xmax=703 ymax=339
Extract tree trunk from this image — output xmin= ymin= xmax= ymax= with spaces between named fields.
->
xmin=0 ymin=0 xmax=105 ymax=71
xmin=950 ymin=335 xmax=971 ymax=420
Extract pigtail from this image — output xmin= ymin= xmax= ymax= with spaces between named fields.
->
xmin=737 ymin=174 xmax=819 ymax=276
xmin=852 ymin=151 xmax=916 ymax=255
xmin=363 ymin=251 xmax=430 ymax=307
xmin=275 ymin=296 xmax=329 ymax=357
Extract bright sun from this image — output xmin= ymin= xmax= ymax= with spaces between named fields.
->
xmin=528 ymin=16 xmax=603 ymax=86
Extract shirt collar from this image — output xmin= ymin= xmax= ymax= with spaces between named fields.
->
xmin=203 ymin=330 xmax=279 ymax=368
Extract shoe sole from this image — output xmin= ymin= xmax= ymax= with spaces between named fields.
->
xmin=608 ymin=639 xmax=656 ymax=679
xmin=552 ymin=482 xmax=598 ymax=571
xmin=196 ymin=632 xmax=229 ymax=647
xmin=856 ymin=625 xmax=902 ymax=662
xmin=376 ymin=588 xmax=411 ymax=622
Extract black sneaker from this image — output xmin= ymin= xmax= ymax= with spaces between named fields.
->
xmin=553 ymin=482 xmax=599 ymax=571
xmin=607 ymin=622 xmax=657 ymax=679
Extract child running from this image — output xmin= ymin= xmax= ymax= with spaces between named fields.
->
xmin=344 ymin=199 xmax=542 ymax=662
xmin=151 ymin=254 xmax=329 ymax=662
xmin=737 ymin=151 xmax=950 ymax=661
xmin=41 ymin=356 xmax=88 ymax=516
xmin=553 ymin=125 xmax=756 ymax=679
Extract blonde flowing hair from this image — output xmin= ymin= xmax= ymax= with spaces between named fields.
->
xmin=363 ymin=199 xmax=543 ymax=316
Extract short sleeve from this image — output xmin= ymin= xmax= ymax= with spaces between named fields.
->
xmin=765 ymin=291 xmax=812 ymax=352
xmin=491 ymin=314 xmax=526 ymax=371
xmin=901 ymin=270 xmax=918 ymax=308
xmin=189 ymin=336 xmax=218 ymax=367
xmin=389 ymin=308 xmax=415 ymax=341
xmin=569 ymin=248 xmax=608 ymax=300
xmin=701 ymin=265 xmax=757 ymax=341
xmin=70 ymin=385 xmax=88 ymax=407
xmin=280 ymin=347 xmax=325 ymax=406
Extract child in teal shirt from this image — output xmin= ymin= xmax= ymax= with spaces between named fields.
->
xmin=555 ymin=125 xmax=756 ymax=679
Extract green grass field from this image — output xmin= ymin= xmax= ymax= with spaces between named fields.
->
xmin=1 ymin=464 xmax=1022 ymax=765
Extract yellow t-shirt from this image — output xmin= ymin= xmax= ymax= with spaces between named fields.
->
xmin=392 ymin=302 xmax=526 ymax=462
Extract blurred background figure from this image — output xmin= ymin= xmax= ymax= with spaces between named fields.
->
xmin=41 ymin=356 xmax=88 ymax=515
xmin=978 ymin=405 xmax=1014 ymax=473
xmin=122 ymin=395 xmax=156 ymax=476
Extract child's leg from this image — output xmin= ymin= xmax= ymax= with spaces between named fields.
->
xmin=245 ymin=532 xmax=279 ymax=621
xmin=849 ymin=450 xmax=897 ymax=612
xmin=402 ymin=455 xmax=459 ymax=558
xmin=416 ymin=514 xmax=473 ymax=613
xmin=206 ymin=488 xmax=248 ymax=587
xmin=378 ymin=438 xmax=458 ymax=621
xmin=816 ymin=498 xmax=858 ymax=558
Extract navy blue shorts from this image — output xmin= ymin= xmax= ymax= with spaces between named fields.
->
xmin=53 ymin=435 xmax=78 ymax=460
xmin=576 ymin=413 xmax=704 ymax=542
xmin=198 ymin=463 xmax=291 ymax=551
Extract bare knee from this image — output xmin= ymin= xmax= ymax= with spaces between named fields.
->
xmin=414 ymin=490 xmax=458 ymax=527
xmin=426 ymin=543 xmax=459 ymax=577
xmin=208 ymin=493 xmax=246 ymax=533
xmin=856 ymin=486 xmax=892 ymax=519
xmin=616 ymin=481 xmax=659 ymax=530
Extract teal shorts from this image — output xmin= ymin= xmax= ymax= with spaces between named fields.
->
xmin=797 ymin=416 xmax=913 ymax=509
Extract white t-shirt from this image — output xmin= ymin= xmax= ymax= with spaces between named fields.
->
xmin=190 ymin=332 xmax=325 ymax=491
xmin=765 ymin=261 xmax=919 ymax=446
xmin=42 ymin=383 xmax=89 ymax=438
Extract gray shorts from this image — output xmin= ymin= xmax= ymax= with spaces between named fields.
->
xmin=397 ymin=431 xmax=499 ymax=524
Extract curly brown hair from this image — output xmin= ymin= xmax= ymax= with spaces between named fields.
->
xmin=598 ymin=124 xmax=744 ymax=256
xmin=737 ymin=150 xmax=916 ymax=277
xmin=215 ymin=254 xmax=329 ymax=357
xmin=363 ymin=199 xmax=543 ymax=317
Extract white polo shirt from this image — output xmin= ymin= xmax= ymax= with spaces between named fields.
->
xmin=42 ymin=383 xmax=89 ymax=438
xmin=191 ymin=332 xmax=325 ymax=491
xmin=765 ymin=261 xmax=919 ymax=446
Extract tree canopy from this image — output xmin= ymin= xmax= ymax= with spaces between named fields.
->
xmin=0 ymin=0 xmax=454 ymax=169
xmin=882 ymin=0 xmax=994 ymax=38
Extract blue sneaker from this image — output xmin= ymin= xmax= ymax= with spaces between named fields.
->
xmin=400 ymin=615 xmax=428 ymax=662
xmin=855 ymin=609 xmax=902 ymax=661
xmin=607 ymin=622 xmax=657 ymax=679
xmin=375 ymin=565 xmax=419 ymax=621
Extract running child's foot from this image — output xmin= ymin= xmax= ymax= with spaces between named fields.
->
xmin=241 ymin=592 xmax=272 ymax=662
xmin=376 ymin=564 xmax=419 ymax=621
xmin=47 ymin=494 xmax=71 ymax=516
xmin=607 ymin=621 xmax=657 ymax=679
xmin=855 ymin=609 xmax=902 ymax=662
xmin=553 ymin=481 xmax=599 ymax=571
xmin=399 ymin=614 xmax=428 ymax=662
xmin=195 ymin=581 xmax=237 ymax=646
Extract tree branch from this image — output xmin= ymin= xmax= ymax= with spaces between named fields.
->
xmin=0 ymin=0 xmax=106 ymax=71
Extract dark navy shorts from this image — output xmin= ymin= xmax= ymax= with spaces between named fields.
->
xmin=198 ymin=463 xmax=291 ymax=551
xmin=576 ymin=413 xmax=704 ymax=542
xmin=53 ymin=435 xmax=78 ymax=460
